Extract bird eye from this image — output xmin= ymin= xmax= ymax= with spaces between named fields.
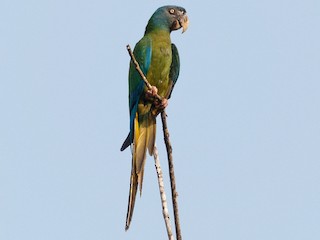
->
xmin=169 ymin=9 xmax=175 ymax=14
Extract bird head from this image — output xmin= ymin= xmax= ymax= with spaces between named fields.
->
xmin=145 ymin=6 xmax=189 ymax=34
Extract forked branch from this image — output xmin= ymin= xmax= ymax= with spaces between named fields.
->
xmin=126 ymin=44 xmax=182 ymax=240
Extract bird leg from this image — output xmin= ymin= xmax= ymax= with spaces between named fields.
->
xmin=155 ymin=98 xmax=168 ymax=110
xmin=145 ymin=86 xmax=168 ymax=114
xmin=146 ymin=86 xmax=158 ymax=97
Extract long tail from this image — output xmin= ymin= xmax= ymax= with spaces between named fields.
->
xmin=125 ymin=111 xmax=156 ymax=230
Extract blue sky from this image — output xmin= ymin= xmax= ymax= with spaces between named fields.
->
xmin=1 ymin=0 xmax=319 ymax=239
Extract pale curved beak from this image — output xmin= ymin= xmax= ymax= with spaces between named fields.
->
xmin=180 ymin=14 xmax=189 ymax=33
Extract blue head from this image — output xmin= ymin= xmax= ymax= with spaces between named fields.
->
xmin=145 ymin=5 xmax=189 ymax=34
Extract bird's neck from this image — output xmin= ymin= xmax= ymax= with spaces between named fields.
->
xmin=145 ymin=16 xmax=171 ymax=34
xmin=144 ymin=28 xmax=171 ymax=41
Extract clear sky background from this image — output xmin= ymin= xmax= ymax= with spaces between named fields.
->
xmin=1 ymin=0 xmax=319 ymax=239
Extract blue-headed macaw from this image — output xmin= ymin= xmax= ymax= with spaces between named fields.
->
xmin=120 ymin=5 xmax=189 ymax=230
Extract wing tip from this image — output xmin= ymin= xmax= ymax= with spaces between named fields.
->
xmin=121 ymin=133 xmax=131 ymax=151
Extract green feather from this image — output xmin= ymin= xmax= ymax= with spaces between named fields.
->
xmin=124 ymin=5 xmax=188 ymax=230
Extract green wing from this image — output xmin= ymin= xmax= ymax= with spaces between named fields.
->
xmin=121 ymin=36 xmax=152 ymax=151
xmin=167 ymin=43 xmax=180 ymax=99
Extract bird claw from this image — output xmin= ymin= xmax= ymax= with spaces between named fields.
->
xmin=146 ymin=86 xmax=158 ymax=98
xmin=156 ymin=98 xmax=168 ymax=109
xmin=152 ymin=98 xmax=168 ymax=116
xmin=145 ymin=86 xmax=168 ymax=114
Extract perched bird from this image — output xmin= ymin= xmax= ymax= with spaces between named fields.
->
xmin=120 ymin=5 xmax=189 ymax=230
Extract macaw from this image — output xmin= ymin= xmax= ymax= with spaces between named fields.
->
xmin=120 ymin=5 xmax=189 ymax=230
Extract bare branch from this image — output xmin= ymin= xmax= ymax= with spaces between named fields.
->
xmin=161 ymin=111 xmax=182 ymax=240
xmin=153 ymin=145 xmax=174 ymax=240
xmin=126 ymin=45 xmax=162 ymax=102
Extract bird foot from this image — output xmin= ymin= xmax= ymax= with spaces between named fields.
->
xmin=145 ymin=86 xmax=168 ymax=114
xmin=145 ymin=86 xmax=158 ymax=98
xmin=155 ymin=98 xmax=168 ymax=110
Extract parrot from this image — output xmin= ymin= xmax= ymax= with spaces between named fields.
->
xmin=120 ymin=5 xmax=189 ymax=230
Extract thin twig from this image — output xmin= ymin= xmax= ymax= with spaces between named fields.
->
xmin=153 ymin=145 xmax=174 ymax=240
xmin=126 ymin=44 xmax=182 ymax=240
xmin=161 ymin=111 xmax=182 ymax=240
xmin=126 ymin=45 xmax=162 ymax=101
